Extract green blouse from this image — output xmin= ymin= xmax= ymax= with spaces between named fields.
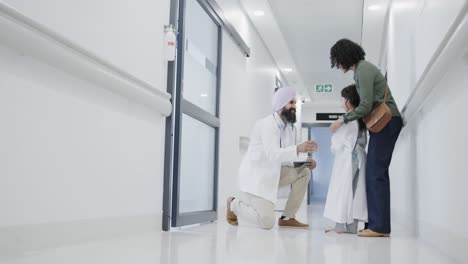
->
xmin=343 ymin=60 xmax=401 ymax=123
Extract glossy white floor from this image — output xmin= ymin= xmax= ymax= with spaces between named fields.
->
xmin=0 ymin=203 xmax=459 ymax=264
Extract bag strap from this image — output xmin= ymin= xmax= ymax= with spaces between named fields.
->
xmin=383 ymin=82 xmax=389 ymax=103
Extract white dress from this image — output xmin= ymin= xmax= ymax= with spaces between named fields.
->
xmin=323 ymin=121 xmax=368 ymax=224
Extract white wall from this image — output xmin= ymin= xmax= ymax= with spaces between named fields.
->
xmin=1 ymin=0 xmax=170 ymax=234
xmin=2 ymin=0 xmax=169 ymax=89
xmin=387 ymin=0 xmax=466 ymax=107
xmin=361 ymin=0 xmax=391 ymax=68
xmin=385 ymin=0 xmax=468 ymax=262
xmin=391 ymin=53 xmax=468 ymax=263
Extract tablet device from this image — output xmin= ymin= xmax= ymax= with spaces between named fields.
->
xmin=293 ymin=161 xmax=313 ymax=168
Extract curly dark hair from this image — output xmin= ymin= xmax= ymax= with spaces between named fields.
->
xmin=330 ymin=39 xmax=366 ymax=70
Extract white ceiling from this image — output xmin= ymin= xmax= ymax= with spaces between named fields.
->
xmin=244 ymin=0 xmax=365 ymax=102
xmin=269 ymin=0 xmax=364 ymax=72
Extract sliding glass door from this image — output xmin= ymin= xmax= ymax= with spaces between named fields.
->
xmin=166 ymin=0 xmax=222 ymax=228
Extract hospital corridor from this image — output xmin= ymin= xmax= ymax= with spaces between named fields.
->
xmin=1 ymin=0 xmax=468 ymax=263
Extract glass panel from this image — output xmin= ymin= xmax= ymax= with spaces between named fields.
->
xmin=183 ymin=0 xmax=218 ymax=115
xmin=179 ymin=114 xmax=216 ymax=213
xmin=309 ymin=127 xmax=333 ymax=201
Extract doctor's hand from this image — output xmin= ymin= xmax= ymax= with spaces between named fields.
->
xmin=329 ymin=119 xmax=343 ymax=133
xmin=297 ymin=141 xmax=318 ymax=154
xmin=306 ymin=157 xmax=317 ymax=170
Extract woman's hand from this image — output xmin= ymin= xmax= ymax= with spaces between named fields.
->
xmin=329 ymin=119 xmax=343 ymax=133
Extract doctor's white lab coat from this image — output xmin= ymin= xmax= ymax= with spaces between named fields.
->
xmin=238 ymin=113 xmax=301 ymax=204
xmin=324 ymin=120 xmax=368 ymax=224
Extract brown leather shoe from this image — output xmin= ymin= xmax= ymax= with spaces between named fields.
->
xmin=358 ymin=229 xmax=390 ymax=237
xmin=226 ymin=197 xmax=238 ymax=226
xmin=278 ymin=218 xmax=309 ymax=229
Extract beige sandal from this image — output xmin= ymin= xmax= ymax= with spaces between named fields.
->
xmin=226 ymin=197 xmax=238 ymax=226
xmin=358 ymin=229 xmax=390 ymax=237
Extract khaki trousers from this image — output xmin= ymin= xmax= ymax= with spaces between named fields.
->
xmin=231 ymin=166 xmax=311 ymax=229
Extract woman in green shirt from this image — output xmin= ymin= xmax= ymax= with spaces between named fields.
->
xmin=329 ymin=39 xmax=403 ymax=237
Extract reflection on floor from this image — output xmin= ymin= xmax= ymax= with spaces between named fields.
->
xmin=0 ymin=203 xmax=458 ymax=264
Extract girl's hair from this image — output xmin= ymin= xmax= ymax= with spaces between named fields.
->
xmin=330 ymin=39 xmax=366 ymax=70
xmin=341 ymin=84 xmax=360 ymax=108
xmin=341 ymin=84 xmax=366 ymax=130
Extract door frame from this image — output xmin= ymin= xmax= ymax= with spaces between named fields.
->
xmin=162 ymin=0 xmax=219 ymax=230
xmin=172 ymin=0 xmax=223 ymax=228
xmin=162 ymin=0 xmax=251 ymax=231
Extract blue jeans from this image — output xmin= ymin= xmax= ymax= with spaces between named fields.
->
xmin=366 ymin=116 xmax=403 ymax=233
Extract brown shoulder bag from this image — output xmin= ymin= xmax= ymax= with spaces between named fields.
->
xmin=362 ymin=83 xmax=393 ymax=133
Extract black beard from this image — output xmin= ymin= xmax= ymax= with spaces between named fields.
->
xmin=281 ymin=108 xmax=296 ymax=124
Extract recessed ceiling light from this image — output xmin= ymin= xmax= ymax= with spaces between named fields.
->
xmin=253 ymin=10 xmax=265 ymax=16
xmin=201 ymin=93 xmax=208 ymax=97
xmin=368 ymin=5 xmax=381 ymax=11
xmin=283 ymin=68 xmax=293 ymax=72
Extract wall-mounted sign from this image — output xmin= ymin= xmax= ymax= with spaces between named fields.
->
xmin=315 ymin=84 xmax=333 ymax=93
xmin=316 ymin=113 xmax=344 ymax=121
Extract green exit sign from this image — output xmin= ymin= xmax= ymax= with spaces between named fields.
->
xmin=315 ymin=84 xmax=333 ymax=93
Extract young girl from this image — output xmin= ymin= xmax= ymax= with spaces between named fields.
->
xmin=324 ymin=84 xmax=367 ymax=234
